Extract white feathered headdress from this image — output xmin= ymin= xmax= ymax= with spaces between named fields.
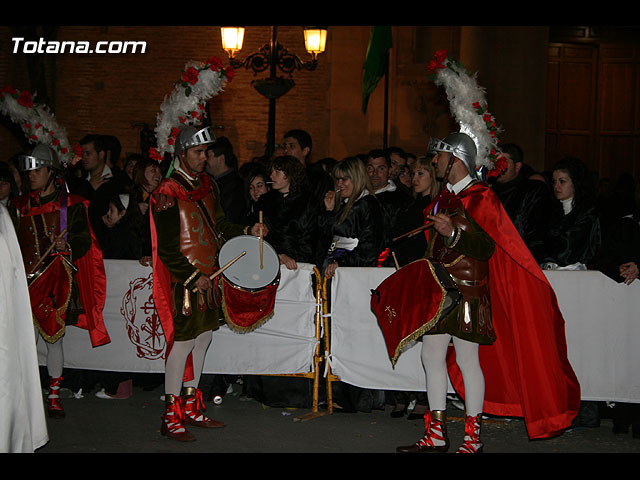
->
xmin=0 ymin=86 xmax=79 ymax=166
xmin=427 ymin=50 xmax=507 ymax=179
xmin=149 ymin=56 xmax=235 ymax=163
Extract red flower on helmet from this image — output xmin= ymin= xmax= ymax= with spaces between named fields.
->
xmin=206 ymin=56 xmax=224 ymax=71
xmin=487 ymin=155 xmax=508 ymax=178
xmin=181 ymin=67 xmax=199 ymax=85
xmin=17 ymin=90 xmax=33 ymax=108
xmin=149 ymin=147 xmax=163 ymax=162
xmin=427 ymin=49 xmax=448 ymax=73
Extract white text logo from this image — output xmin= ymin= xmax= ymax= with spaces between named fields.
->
xmin=12 ymin=37 xmax=147 ymax=54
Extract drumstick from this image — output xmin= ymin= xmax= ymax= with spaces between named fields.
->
xmin=392 ymin=211 xmax=459 ymax=242
xmin=259 ymin=210 xmax=264 ymax=270
xmin=191 ymin=251 xmax=246 ymax=292
xmin=391 ymin=251 xmax=400 ymax=270
xmin=29 ymin=228 xmax=68 ymax=273
xmin=392 ymin=222 xmax=433 ymax=242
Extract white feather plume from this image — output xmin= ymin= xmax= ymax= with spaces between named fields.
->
xmin=0 ymin=87 xmax=74 ymax=165
xmin=430 ymin=54 xmax=502 ymax=173
xmin=153 ymin=59 xmax=231 ymax=159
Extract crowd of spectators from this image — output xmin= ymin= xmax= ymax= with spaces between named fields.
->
xmin=5 ymin=130 xmax=639 ymax=437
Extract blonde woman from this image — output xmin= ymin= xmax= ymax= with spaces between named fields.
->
xmin=320 ymin=156 xmax=385 ymax=279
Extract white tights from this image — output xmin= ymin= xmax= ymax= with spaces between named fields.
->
xmin=164 ymin=330 xmax=212 ymax=396
xmin=35 ymin=330 xmax=64 ymax=379
xmin=421 ymin=333 xmax=485 ymax=417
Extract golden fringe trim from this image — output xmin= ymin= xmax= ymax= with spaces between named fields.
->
xmin=389 ymin=259 xmax=448 ymax=367
xmin=219 ymin=281 xmax=277 ymax=334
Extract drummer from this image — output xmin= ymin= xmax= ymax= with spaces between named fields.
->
xmin=395 ymin=133 xmax=495 ymax=453
xmin=150 ymin=125 xmax=266 ymax=442
xmin=394 ymin=132 xmax=580 ymax=453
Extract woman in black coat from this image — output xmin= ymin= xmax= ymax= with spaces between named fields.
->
xmin=252 ymin=155 xmax=316 ymax=270
xmin=541 ymin=157 xmax=601 ymax=268
xmin=390 ymin=156 xmax=441 ymax=267
xmin=320 ymin=156 xmax=385 ymax=278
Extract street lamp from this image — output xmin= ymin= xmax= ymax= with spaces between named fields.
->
xmin=220 ymin=26 xmax=327 ymax=158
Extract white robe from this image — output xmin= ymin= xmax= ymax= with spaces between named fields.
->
xmin=0 ymin=204 xmax=49 ymax=452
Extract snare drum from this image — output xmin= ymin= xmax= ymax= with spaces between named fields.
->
xmin=217 ymin=235 xmax=281 ymax=332
xmin=217 ymin=235 xmax=280 ymax=290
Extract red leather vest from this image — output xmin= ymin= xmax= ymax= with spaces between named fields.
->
xmin=154 ymin=174 xmax=221 ymax=280
xmin=176 ymin=193 xmax=219 ymax=277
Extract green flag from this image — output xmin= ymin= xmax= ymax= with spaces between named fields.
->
xmin=361 ymin=26 xmax=393 ymax=113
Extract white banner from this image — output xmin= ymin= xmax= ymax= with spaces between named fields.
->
xmin=38 ymin=260 xmax=640 ymax=403
xmin=37 ymin=261 xmax=318 ymax=376
xmin=329 ymin=267 xmax=640 ymax=404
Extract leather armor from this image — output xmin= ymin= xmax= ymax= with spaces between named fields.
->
xmin=429 ymin=207 xmax=494 ymax=339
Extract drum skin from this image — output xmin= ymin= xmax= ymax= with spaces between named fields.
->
xmin=217 ymin=235 xmax=280 ymax=333
xmin=218 ymin=235 xmax=280 ymax=291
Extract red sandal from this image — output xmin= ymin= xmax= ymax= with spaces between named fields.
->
xmin=396 ymin=410 xmax=449 ymax=453
xmin=161 ymin=394 xmax=195 ymax=442
xmin=182 ymin=387 xmax=225 ymax=428
xmin=47 ymin=376 xmax=66 ymax=419
xmin=456 ymin=414 xmax=484 ymax=453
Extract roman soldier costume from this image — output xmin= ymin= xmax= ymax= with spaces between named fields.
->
xmin=11 ymin=144 xmax=109 ymax=418
xmin=151 ymin=126 xmax=247 ymax=441
xmin=374 ymin=132 xmax=580 ymax=453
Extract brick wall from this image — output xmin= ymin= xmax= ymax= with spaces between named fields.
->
xmin=1 ymin=25 xmax=332 ymax=167
xmin=2 ymin=26 xmax=551 ymax=172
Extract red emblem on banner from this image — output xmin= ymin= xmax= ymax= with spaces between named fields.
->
xmin=120 ymin=272 xmax=165 ymax=360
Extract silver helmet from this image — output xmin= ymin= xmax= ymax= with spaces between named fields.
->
xmin=175 ymin=125 xmax=215 ymax=157
xmin=17 ymin=144 xmax=61 ymax=172
xmin=428 ymin=132 xmax=478 ymax=178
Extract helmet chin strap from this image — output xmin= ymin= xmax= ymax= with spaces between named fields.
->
xmin=441 ymin=154 xmax=455 ymax=186
xmin=176 ymin=152 xmax=199 ymax=178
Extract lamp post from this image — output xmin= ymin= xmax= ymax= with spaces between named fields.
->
xmin=220 ymin=26 xmax=327 ymax=158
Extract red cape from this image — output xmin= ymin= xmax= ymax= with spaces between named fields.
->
xmin=14 ymin=191 xmax=110 ymax=347
xmin=425 ymin=182 xmax=580 ymax=439
xmin=150 ymin=173 xmax=215 ymax=381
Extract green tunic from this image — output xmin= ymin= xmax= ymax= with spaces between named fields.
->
xmin=153 ymin=174 xmax=245 ymax=341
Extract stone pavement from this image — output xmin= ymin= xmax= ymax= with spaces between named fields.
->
xmin=34 ymin=381 xmax=640 ymax=454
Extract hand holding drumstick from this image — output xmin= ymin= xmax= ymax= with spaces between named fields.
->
xmin=191 ymin=251 xmax=247 ymax=293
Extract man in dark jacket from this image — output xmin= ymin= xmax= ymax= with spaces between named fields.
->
xmin=205 ymin=136 xmax=247 ymax=225
xmin=490 ymin=143 xmax=552 ymax=263
xmin=366 ymin=149 xmax=412 ymax=265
